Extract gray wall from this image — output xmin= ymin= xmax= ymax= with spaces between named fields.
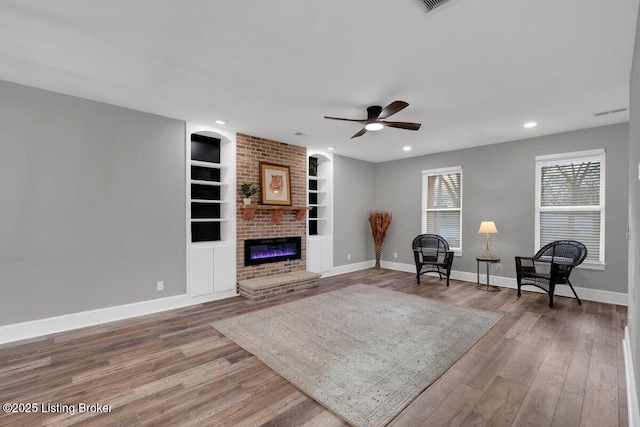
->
xmin=333 ymin=154 xmax=376 ymax=266
xmin=0 ymin=80 xmax=186 ymax=325
xmin=371 ymin=123 xmax=629 ymax=293
xmin=629 ymin=3 xmax=640 ymax=410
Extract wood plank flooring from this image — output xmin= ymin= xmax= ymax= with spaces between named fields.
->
xmin=0 ymin=270 xmax=628 ymax=426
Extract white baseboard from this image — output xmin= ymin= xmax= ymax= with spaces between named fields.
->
xmin=624 ymin=326 xmax=640 ymax=427
xmin=321 ymin=260 xmax=376 ymax=277
xmin=452 ymin=270 xmax=628 ymax=306
xmin=380 ymin=260 xmax=415 ymax=273
xmin=378 ymin=260 xmax=628 ymax=306
xmin=2 ymin=259 xmax=629 ymax=345
xmin=0 ymin=290 xmax=237 ymax=345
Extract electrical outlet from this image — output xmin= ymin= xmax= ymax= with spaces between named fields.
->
xmin=394 ymin=252 xmax=398 ymax=259
xmin=157 ymin=281 xmax=164 ymax=291
xmin=496 ymin=264 xmax=502 ymax=271
xmin=347 ymin=253 xmax=351 ymax=260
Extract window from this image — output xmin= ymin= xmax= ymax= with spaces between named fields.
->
xmin=422 ymin=166 xmax=462 ymax=251
xmin=535 ymin=149 xmax=605 ymax=268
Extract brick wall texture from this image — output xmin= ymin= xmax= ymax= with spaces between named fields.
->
xmin=236 ymin=134 xmax=307 ymax=282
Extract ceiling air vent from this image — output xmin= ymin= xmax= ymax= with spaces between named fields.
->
xmin=593 ymin=107 xmax=627 ymax=117
xmin=414 ymin=0 xmax=455 ymax=13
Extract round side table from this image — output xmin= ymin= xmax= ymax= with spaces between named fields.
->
xmin=476 ymin=256 xmax=500 ymax=292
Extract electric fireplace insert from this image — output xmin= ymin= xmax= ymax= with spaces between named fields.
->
xmin=244 ymin=237 xmax=302 ymax=266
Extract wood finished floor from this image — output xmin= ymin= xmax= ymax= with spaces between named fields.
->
xmin=0 ymin=270 xmax=628 ymax=427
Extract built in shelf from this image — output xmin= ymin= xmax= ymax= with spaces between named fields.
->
xmin=191 ymin=180 xmax=224 ymax=187
xmin=190 ymin=160 xmax=227 ymax=169
xmin=191 ymin=199 xmax=228 ymax=204
xmin=190 ymin=132 xmax=227 ymax=243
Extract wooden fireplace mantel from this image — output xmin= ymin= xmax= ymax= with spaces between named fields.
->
xmin=240 ymin=204 xmax=311 ymax=224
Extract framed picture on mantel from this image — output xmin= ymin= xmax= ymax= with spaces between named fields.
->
xmin=260 ymin=162 xmax=292 ymax=206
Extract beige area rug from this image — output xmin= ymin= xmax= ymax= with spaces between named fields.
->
xmin=212 ymin=284 xmax=502 ymax=427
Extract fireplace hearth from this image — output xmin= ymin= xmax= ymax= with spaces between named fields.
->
xmin=244 ymin=237 xmax=302 ymax=266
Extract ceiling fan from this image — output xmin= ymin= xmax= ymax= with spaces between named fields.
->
xmin=324 ymin=101 xmax=421 ymax=139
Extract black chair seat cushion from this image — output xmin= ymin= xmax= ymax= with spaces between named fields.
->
xmin=421 ymin=261 xmax=448 ymax=268
xmin=522 ymin=272 xmax=551 ymax=280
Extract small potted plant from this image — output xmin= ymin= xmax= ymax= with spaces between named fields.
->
xmin=309 ymin=157 xmax=318 ymax=177
xmin=241 ymin=182 xmax=259 ymax=205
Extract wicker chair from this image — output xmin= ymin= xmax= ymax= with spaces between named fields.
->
xmin=412 ymin=234 xmax=454 ymax=286
xmin=515 ymin=240 xmax=587 ymax=308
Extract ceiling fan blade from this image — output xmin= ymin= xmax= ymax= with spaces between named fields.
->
xmin=324 ymin=116 xmax=366 ymax=123
xmin=383 ymin=121 xmax=422 ymax=131
xmin=378 ymin=101 xmax=409 ymax=120
xmin=351 ymin=128 xmax=368 ymax=139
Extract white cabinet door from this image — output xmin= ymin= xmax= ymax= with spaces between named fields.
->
xmin=308 ymin=237 xmax=333 ymax=273
xmin=213 ymin=244 xmax=236 ymax=293
xmin=320 ymin=237 xmax=333 ymax=272
xmin=190 ymin=247 xmax=214 ymax=296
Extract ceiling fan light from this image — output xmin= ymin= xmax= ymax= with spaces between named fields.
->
xmin=365 ymin=123 xmax=384 ymax=131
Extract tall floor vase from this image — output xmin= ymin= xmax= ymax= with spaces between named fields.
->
xmin=368 ymin=211 xmax=392 ymax=271
xmin=374 ymin=245 xmax=383 ymax=270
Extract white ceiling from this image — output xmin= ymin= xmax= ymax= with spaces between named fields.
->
xmin=0 ymin=0 xmax=637 ymax=163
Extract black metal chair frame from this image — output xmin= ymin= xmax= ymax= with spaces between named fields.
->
xmin=412 ymin=234 xmax=454 ymax=286
xmin=515 ymin=240 xmax=587 ymax=308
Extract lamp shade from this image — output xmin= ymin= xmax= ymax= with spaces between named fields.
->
xmin=478 ymin=221 xmax=498 ymax=234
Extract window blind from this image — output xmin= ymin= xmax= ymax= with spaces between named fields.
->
xmin=536 ymin=151 xmax=604 ymax=264
xmin=423 ymin=169 xmax=462 ymax=249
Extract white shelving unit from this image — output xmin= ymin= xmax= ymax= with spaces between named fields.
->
xmin=186 ymin=123 xmax=237 ymax=300
xmin=308 ymin=176 xmax=329 ymax=235
xmin=307 ymin=153 xmax=333 ymax=274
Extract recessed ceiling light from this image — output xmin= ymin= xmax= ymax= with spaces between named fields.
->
xmin=328 ymin=146 xmax=335 ymax=151
xmin=365 ymin=123 xmax=384 ymax=131
xmin=403 ymin=146 xmax=412 ymax=151
xmin=524 ymin=122 xmax=537 ymax=128
xmin=215 ymin=120 xmax=227 ymax=125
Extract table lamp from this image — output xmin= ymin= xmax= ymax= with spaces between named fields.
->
xmin=479 ymin=221 xmax=498 ymax=259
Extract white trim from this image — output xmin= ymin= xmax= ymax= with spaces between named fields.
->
xmin=534 ymin=149 xmax=606 ymax=264
xmin=0 ymin=291 xmax=238 ymax=345
xmin=624 ymin=326 xmax=640 ymax=427
xmin=1 ymin=262 xmax=629 ymax=345
xmin=378 ymin=261 xmax=628 ymax=306
xmin=535 ymin=148 xmax=605 ymax=162
xmin=578 ymin=261 xmax=606 ymax=271
xmin=321 ymin=260 xmax=375 ymax=277
xmin=421 ymin=166 xmax=463 ymax=252
xmin=421 ymin=165 xmax=463 ymax=176
xmin=380 ymin=260 xmax=416 ymax=273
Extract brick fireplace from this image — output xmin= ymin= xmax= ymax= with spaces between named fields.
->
xmin=236 ymin=134 xmax=308 ymax=284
